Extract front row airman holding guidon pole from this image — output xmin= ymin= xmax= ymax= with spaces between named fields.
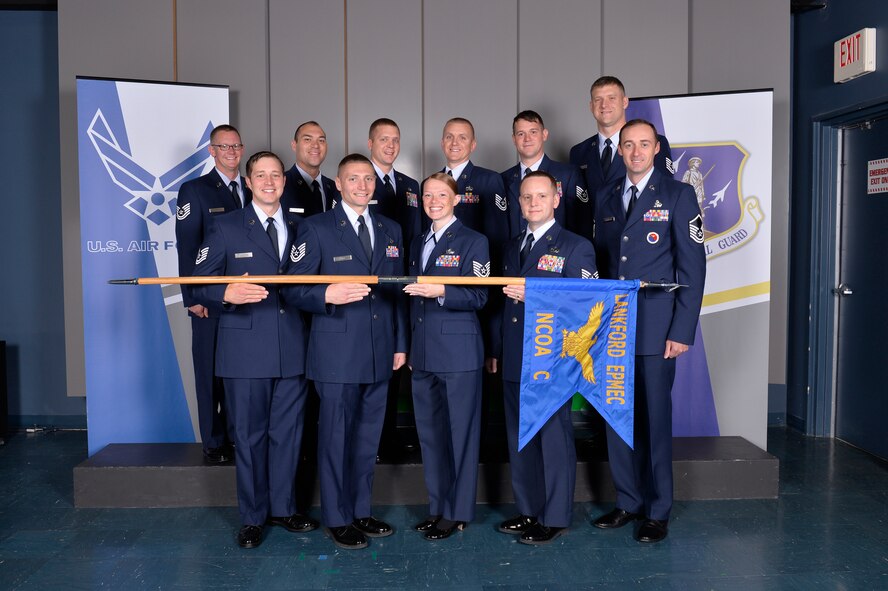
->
xmin=147 ymin=94 xmax=707 ymax=549
xmin=403 ymin=172 xmax=490 ymax=540
xmin=189 ymin=150 xmax=318 ymax=549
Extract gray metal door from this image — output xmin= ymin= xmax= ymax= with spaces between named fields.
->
xmin=835 ymin=115 xmax=888 ymax=460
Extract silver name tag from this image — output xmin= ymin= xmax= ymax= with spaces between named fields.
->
xmin=234 ymin=252 xmax=253 ymax=259
xmin=289 ymin=207 xmax=305 ymax=213
xmin=369 ymin=199 xmax=378 ymax=205
xmin=208 ymin=207 xmax=226 ymax=213
xmin=333 ymin=255 xmax=352 ymax=262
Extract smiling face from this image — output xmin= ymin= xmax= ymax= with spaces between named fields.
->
xmin=209 ymin=130 xmax=243 ymax=179
xmin=245 ymin=156 xmax=285 ymax=214
xmin=335 ymin=160 xmax=377 ymax=213
xmin=290 ymin=123 xmax=328 ymax=173
xmin=441 ymin=121 xmax=476 ymax=167
xmin=618 ymin=122 xmax=660 ymax=184
xmin=519 ymin=175 xmax=560 ymax=230
xmin=512 ymin=118 xmax=548 ymax=163
xmin=422 ymin=178 xmax=460 ymax=227
xmin=368 ymin=124 xmax=401 ymax=171
xmin=590 ymin=83 xmax=629 ymax=133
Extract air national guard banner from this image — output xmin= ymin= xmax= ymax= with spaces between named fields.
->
xmin=76 ymin=78 xmax=229 ymax=455
xmin=520 ymin=278 xmax=640 ymax=450
xmin=627 ymin=90 xmax=773 ymax=448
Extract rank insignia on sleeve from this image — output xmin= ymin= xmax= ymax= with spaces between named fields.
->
xmin=290 ymin=242 xmax=306 ymax=263
xmin=537 ymin=254 xmax=565 ymax=273
xmin=176 ymin=203 xmax=190 ymax=220
xmin=386 ymin=245 xmax=400 ymax=258
xmin=576 ymin=186 xmax=589 ymax=203
xmin=495 ymin=193 xmax=507 ymax=211
xmin=406 ymin=191 xmax=418 ymax=208
xmin=473 ymin=260 xmax=491 ymax=277
xmin=195 ymin=247 xmax=208 ymax=265
xmin=436 ymin=254 xmax=460 ymax=267
xmin=581 ymin=268 xmax=598 ymax=279
xmin=689 ymin=214 xmax=704 ymax=244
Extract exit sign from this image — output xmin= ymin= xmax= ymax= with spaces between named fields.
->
xmin=834 ymin=28 xmax=876 ymax=83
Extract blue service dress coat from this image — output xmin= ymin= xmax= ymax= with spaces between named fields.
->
xmin=491 ymin=222 xmax=598 ymax=528
xmin=190 ymin=205 xmax=309 ymax=527
xmin=284 ymin=204 xmax=409 ymax=527
xmin=371 ymin=169 xmax=422 ymax=255
xmin=569 ymin=133 xmax=672 ymax=239
xmin=174 ymin=169 xmax=252 ymax=450
xmin=281 ymin=165 xmax=339 ymax=218
xmin=592 ymin=167 xmax=706 ymax=522
xmin=407 ymin=219 xmax=489 ymax=522
xmin=500 ymin=154 xmax=589 ymax=239
xmin=443 ymin=161 xmax=509 ymax=257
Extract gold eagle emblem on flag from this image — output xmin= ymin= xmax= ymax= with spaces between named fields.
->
xmin=560 ymin=301 xmax=604 ymax=384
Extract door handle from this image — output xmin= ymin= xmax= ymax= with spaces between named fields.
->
xmin=833 ymin=284 xmax=853 ymax=296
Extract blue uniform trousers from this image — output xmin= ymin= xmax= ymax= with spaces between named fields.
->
xmin=412 ymin=368 xmax=482 ymax=522
xmin=605 ymin=354 xmax=676 ymax=521
xmin=503 ymin=380 xmax=576 ymax=528
xmin=315 ymin=380 xmax=388 ymax=527
xmin=223 ymin=376 xmax=307 ymax=526
xmin=191 ymin=315 xmax=229 ymax=449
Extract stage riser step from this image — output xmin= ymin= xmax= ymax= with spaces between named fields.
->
xmin=74 ymin=436 xmax=778 ymax=508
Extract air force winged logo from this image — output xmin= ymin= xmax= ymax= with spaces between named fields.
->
xmin=87 ymin=110 xmax=214 ymax=226
xmin=472 ymin=260 xmax=491 ymax=278
xmin=176 ymin=203 xmax=191 ymax=221
xmin=560 ymin=301 xmax=604 ymax=384
xmin=290 ymin=242 xmax=306 ymax=263
xmin=195 ymin=247 xmax=209 ymax=265
xmin=672 ymin=142 xmax=765 ymax=259
xmin=495 ymin=193 xmax=507 ymax=212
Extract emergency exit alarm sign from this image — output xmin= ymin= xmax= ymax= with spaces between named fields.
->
xmin=834 ymin=28 xmax=876 ymax=83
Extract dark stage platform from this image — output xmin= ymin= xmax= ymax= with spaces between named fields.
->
xmin=73 ymin=434 xmax=778 ymax=508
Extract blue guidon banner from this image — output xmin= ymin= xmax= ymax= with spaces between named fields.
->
xmin=76 ymin=77 xmax=229 ymax=455
xmin=520 ymin=278 xmax=640 ymax=450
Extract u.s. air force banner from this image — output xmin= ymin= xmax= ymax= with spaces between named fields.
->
xmin=520 ymin=278 xmax=640 ymax=450
xmin=77 ymin=77 xmax=228 ymax=455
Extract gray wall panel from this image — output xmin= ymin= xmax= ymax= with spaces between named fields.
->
xmin=345 ymin=0 xmax=423 ymax=180
xmin=269 ymin=0 xmax=345 ymax=178
xmin=423 ymin=0 xmax=518 ymax=174
xmin=58 ymin=0 xmax=175 ymax=397
xmin=517 ymin=0 xmax=601 ymax=162
xmin=177 ymin=0 xmax=270 ymax=156
xmin=602 ymin=0 xmax=689 ymax=97
xmin=690 ymin=0 xmax=790 ymax=386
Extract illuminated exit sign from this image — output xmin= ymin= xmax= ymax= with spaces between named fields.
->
xmin=834 ymin=28 xmax=876 ymax=83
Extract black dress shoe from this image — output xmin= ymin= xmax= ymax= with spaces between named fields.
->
xmin=519 ymin=522 xmax=567 ymax=545
xmin=497 ymin=515 xmax=537 ymax=535
xmin=414 ymin=515 xmax=442 ymax=532
xmin=424 ymin=519 xmax=466 ymax=540
xmin=267 ymin=514 xmax=319 ymax=533
xmin=593 ymin=508 xmax=641 ymax=529
xmin=203 ymin=446 xmax=231 ymax=464
xmin=326 ymin=525 xmax=368 ymax=550
xmin=353 ymin=516 xmax=394 ymax=538
xmin=635 ymin=519 xmax=668 ymax=543
xmin=237 ymin=525 xmax=263 ymax=548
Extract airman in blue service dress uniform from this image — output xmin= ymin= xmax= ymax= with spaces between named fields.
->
xmin=175 ymin=124 xmax=251 ymax=464
xmin=285 ymin=154 xmax=409 ymax=550
xmin=366 ymin=118 xmax=423 ymax=458
xmin=191 ymin=151 xmax=318 ymax=549
xmin=488 ymin=171 xmax=598 ymax=545
xmin=281 ymin=121 xmax=339 ymax=218
xmin=403 ymin=172 xmax=490 ymax=541
xmin=569 ymin=76 xmax=672 ymax=240
xmin=501 ymin=110 xmax=588 ymax=238
xmin=591 ymin=120 xmax=706 ymax=543
xmin=439 ymin=118 xmax=509 ymax=252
